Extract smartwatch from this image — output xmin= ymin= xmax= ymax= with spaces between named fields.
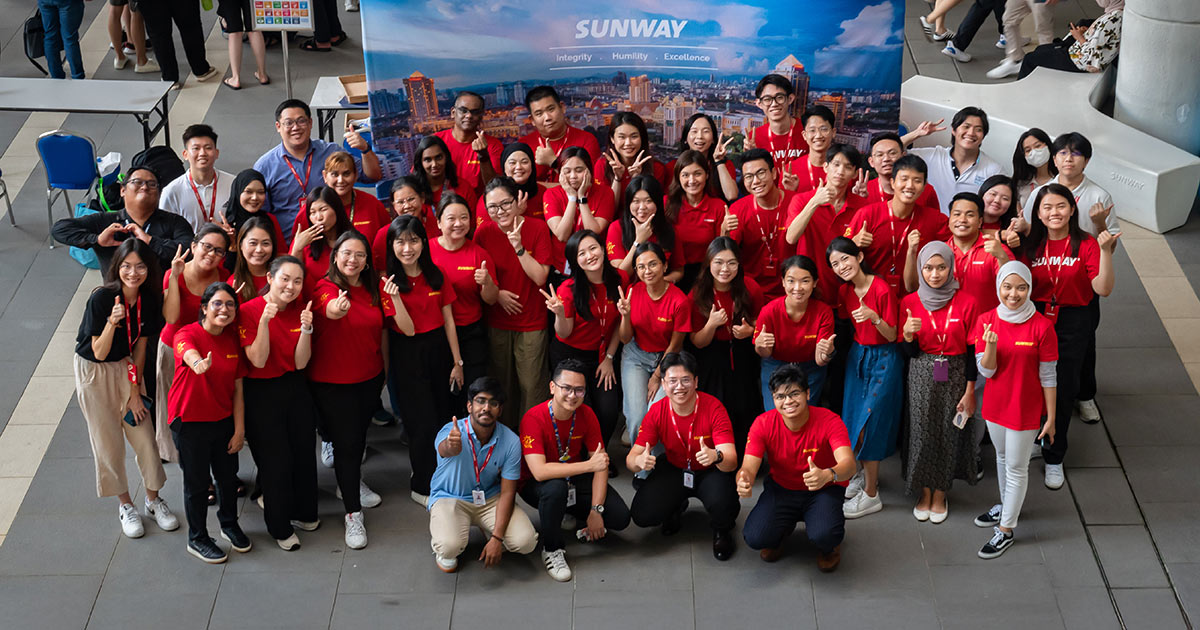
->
xmin=591 ymin=504 xmax=605 ymax=514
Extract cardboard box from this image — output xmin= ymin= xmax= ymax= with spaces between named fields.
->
xmin=344 ymin=111 xmax=370 ymax=132
xmin=338 ymin=74 xmax=368 ymax=104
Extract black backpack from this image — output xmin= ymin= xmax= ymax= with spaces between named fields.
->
xmin=131 ymin=146 xmax=186 ymax=185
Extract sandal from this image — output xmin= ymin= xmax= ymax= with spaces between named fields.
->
xmin=298 ymin=38 xmax=332 ymax=52
xmin=222 ymin=76 xmax=241 ymax=90
xmin=207 ymin=484 xmax=217 ymax=506
xmin=254 ymin=71 xmax=271 ymax=85
xmin=330 ymin=31 xmax=349 ymax=46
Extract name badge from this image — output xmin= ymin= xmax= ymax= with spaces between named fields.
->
xmin=1044 ymin=302 xmax=1059 ymax=324
xmin=933 ymin=358 xmax=949 ymax=382
xmin=566 ymin=484 xmax=577 ymax=508
xmin=683 ymin=470 xmax=695 ymax=489
xmin=472 ymin=489 xmax=486 ymax=506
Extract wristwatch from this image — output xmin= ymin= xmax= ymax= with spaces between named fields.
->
xmin=591 ymin=504 xmax=605 ymax=514
xmin=515 ymin=247 xmax=527 ymax=257
xmin=578 ymin=196 xmax=588 ymax=205
xmin=455 ymin=359 xmax=464 ymax=367
xmin=715 ymin=450 xmax=724 ymax=464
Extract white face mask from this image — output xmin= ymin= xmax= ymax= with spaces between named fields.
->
xmin=1025 ymin=146 xmax=1050 ymax=168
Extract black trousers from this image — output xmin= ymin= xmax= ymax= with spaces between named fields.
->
xmin=244 ymin=372 xmax=319 ymax=540
xmin=310 ymin=0 xmax=342 ymax=43
xmin=1040 ymin=304 xmax=1091 ymax=465
xmin=951 ymin=0 xmax=1004 ymax=51
xmin=690 ymin=336 xmax=762 ymax=455
xmin=1018 ymin=44 xmax=1084 ymax=78
xmin=171 ymin=417 xmax=240 ymax=543
xmin=138 ymin=0 xmax=211 ymax=82
xmin=453 ymin=319 xmax=490 ymax=417
xmin=1078 ymin=294 xmax=1101 ymax=401
xmin=518 ymin=474 xmax=631 ymax=551
xmin=311 ymin=373 xmax=384 ymax=513
xmin=388 ymin=328 xmax=453 ymax=496
xmin=630 ymin=462 xmax=740 ymax=532
xmin=822 ymin=317 xmax=855 ymax=414
xmin=548 ymin=338 xmax=623 ymax=446
xmin=743 ymin=479 xmax=845 ymax=554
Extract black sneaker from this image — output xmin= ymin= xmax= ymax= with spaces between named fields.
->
xmin=974 ymin=503 xmax=1002 ymax=528
xmin=712 ymin=528 xmax=735 ymax=561
xmin=187 ymin=537 xmax=228 ymax=564
xmin=977 ymin=527 xmax=1014 ymax=559
xmin=975 ymin=456 xmax=985 ymax=482
xmin=220 ymin=525 xmax=252 ymax=553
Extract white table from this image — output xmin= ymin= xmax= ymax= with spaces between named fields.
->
xmin=311 ymin=76 xmax=367 ymax=142
xmin=0 ymin=78 xmax=174 ymax=149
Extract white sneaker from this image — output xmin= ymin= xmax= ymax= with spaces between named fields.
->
xmin=321 ymin=441 xmax=335 ymax=468
xmin=434 ymin=553 xmax=458 ymax=573
xmin=1077 ymin=399 xmax=1102 ymax=424
xmin=942 ymin=44 xmax=972 ymax=62
xmin=256 ymin=494 xmax=265 ymax=509
xmin=997 ymin=35 xmax=1030 ymax=49
xmin=195 ymin=67 xmax=218 ymax=82
xmin=290 ymin=519 xmax=320 ymax=532
xmin=540 ymin=548 xmax=573 ymax=582
xmin=843 ymin=491 xmax=883 ymax=519
xmin=277 ymin=533 xmax=301 ymax=551
xmin=335 ymin=480 xmax=382 ymax=508
xmin=119 ymin=503 xmax=144 ymax=538
xmin=986 ymin=58 xmax=1022 ymax=79
xmin=134 ymin=58 xmax=159 ymax=74
xmin=344 ymin=0 xmax=359 ymax=11
xmin=145 ymin=497 xmax=180 ymax=531
xmin=410 ymin=491 xmax=428 ymax=508
xmin=1045 ymin=463 xmax=1065 ymax=490
xmin=919 ymin=16 xmax=936 ymax=42
xmin=844 ymin=469 xmax=866 ymax=499
xmin=114 ymin=56 xmax=129 ymax=70
xmin=933 ymin=29 xmax=956 ymax=42
xmin=344 ymin=512 xmax=367 ymax=549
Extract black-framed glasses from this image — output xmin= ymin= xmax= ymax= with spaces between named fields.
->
xmin=207 ymin=300 xmax=237 ymax=311
xmin=757 ymin=93 xmax=789 ymax=106
xmin=486 ymin=198 xmax=515 ymax=213
xmin=280 ymin=117 xmax=311 ymax=129
xmin=553 ymin=382 xmax=587 ymax=398
xmin=126 ymin=178 xmax=159 ymax=190
xmin=771 ymin=389 xmax=806 ymax=402
xmin=472 ymin=396 xmax=501 ymax=408
xmin=195 ymin=241 xmax=228 ymax=258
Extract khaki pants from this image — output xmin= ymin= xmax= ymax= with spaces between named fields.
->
xmin=1002 ymin=0 xmax=1055 ymax=61
xmin=428 ymin=495 xmax=538 ymax=559
xmin=487 ymin=328 xmax=549 ymax=429
xmin=74 ymin=354 xmax=167 ymax=498
xmin=154 ymin=338 xmax=179 ymax=462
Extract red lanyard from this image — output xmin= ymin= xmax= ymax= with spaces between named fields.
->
xmin=668 ymin=405 xmax=697 ymax=470
xmin=887 ymin=207 xmax=916 ymax=275
xmin=595 ymin=283 xmax=612 ymax=363
xmin=766 ymin=123 xmax=797 ymax=162
xmin=547 ymin=401 xmax=576 ymax=463
xmin=803 ymin=158 xmax=823 ymax=189
xmin=187 ymin=172 xmax=218 ymax=223
xmin=922 ymin=303 xmax=954 ymax=350
xmin=753 ymin=195 xmax=785 ymax=272
xmin=124 ymin=294 xmax=142 ymax=384
xmin=465 ymin=420 xmax=495 ymax=487
xmin=284 ymin=152 xmax=313 ymax=201
xmin=1043 ymin=239 xmax=1070 ymax=305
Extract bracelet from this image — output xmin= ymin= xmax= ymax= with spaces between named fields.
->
xmin=578 ymin=197 xmax=588 ymax=205
xmin=491 ymin=533 xmax=503 ymax=542
xmin=191 ymin=360 xmax=201 ymax=369
xmin=829 ymin=468 xmax=839 ymax=483
xmin=568 ymin=195 xmax=578 ymax=203
xmin=605 ymin=353 xmax=614 ymax=361
xmin=715 ymin=158 xmax=728 ymax=165
xmin=300 ymin=325 xmax=313 ymax=335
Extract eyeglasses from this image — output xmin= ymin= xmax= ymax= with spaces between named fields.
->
xmin=711 ymin=259 xmax=739 ymax=269
xmin=280 ymin=117 xmax=311 ymax=129
xmin=757 ymin=93 xmax=789 ymax=106
xmin=337 ymin=250 xmax=368 ymax=261
xmin=553 ymin=382 xmax=587 ymax=398
xmin=455 ymin=106 xmax=484 ymax=117
xmin=664 ymin=376 xmax=695 ymax=388
xmin=472 ymin=396 xmax=501 ymax=408
xmin=771 ymin=389 xmax=807 ymax=402
xmin=485 ymin=198 xmax=515 ymax=213
xmin=126 ymin=178 xmax=159 ymax=190
xmin=806 ymin=125 xmax=833 ymax=134
xmin=118 ymin=262 xmax=148 ymax=273
xmin=1056 ymin=150 xmax=1085 ymax=158
xmin=195 ymin=241 xmax=228 ymax=258
xmin=207 ymin=300 xmax=237 ymax=311
xmin=744 ymin=168 xmax=772 ymax=183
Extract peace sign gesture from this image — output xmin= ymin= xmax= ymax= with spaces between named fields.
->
xmin=712 ymin=132 xmax=734 ymax=162
xmin=913 ymin=118 xmax=946 ymax=138
xmin=170 ymin=244 xmax=187 ymax=277
xmin=616 ymin=285 xmax=630 ymax=317
xmin=605 ymin=149 xmax=626 ymax=180
xmin=627 ymin=151 xmax=652 ymax=178
xmin=851 ymin=168 xmax=869 ymax=198
xmin=540 ymin=283 xmax=565 ymax=317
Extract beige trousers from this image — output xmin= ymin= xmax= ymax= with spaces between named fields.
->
xmin=154 ymin=338 xmax=179 ymax=462
xmin=1002 ymin=0 xmax=1056 ymax=61
xmin=74 ymin=354 xmax=167 ymax=498
xmin=428 ymin=495 xmax=538 ymax=559
xmin=487 ymin=328 xmax=549 ymax=430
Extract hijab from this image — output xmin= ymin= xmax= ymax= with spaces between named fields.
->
xmin=995 ymin=261 xmax=1037 ymax=324
xmin=916 ymin=241 xmax=959 ymax=312
xmin=223 ymin=169 xmax=267 ymax=233
xmin=1096 ymin=0 xmax=1124 ymax=14
xmin=500 ymin=142 xmax=539 ymax=199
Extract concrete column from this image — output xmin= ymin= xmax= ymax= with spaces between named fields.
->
xmin=1113 ymin=0 xmax=1200 ymax=155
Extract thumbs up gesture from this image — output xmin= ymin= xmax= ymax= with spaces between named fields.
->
xmin=720 ymin=207 xmax=738 ymax=235
xmin=636 ymin=444 xmax=657 ymax=472
xmin=108 ymin=295 xmax=125 ymax=326
xmin=802 ymin=455 xmax=827 ymax=491
xmin=261 ymin=300 xmax=279 ymax=323
xmin=982 ymin=232 xmax=1005 ymax=260
xmin=736 ymin=469 xmax=753 ymax=498
xmin=694 ymin=438 xmax=719 ymax=468
xmin=732 ymin=317 xmax=754 ymax=339
xmin=474 ymin=260 xmax=491 ymax=287
xmin=191 ymin=351 xmax=213 ymax=375
xmin=1098 ymin=230 xmax=1121 ymax=254
xmin=534 ymin=137 xmax=556 ymax=167
xmin=852 ymin=224 xmax=874 ymax=248
xmin=815 ymin=333 xmax=836 ymax=363
xmin=300 ymin=300 xmax=313 ymax=329
xmin=588 ymin=442 xmax=609 ymax=473
xmin=445 ymin=417 xmax=463 ymax=455
xmin=813 ymin=181 xmax=836 ymax=207
xmin=706 ymin=305 xmax=729 ymax=329
xmin=902 ymin=308 xmax=922 ymax=341
xmin=754 ymin=323 xmax=775 ymax=351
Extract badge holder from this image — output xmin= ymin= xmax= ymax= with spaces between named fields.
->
xmin=683 ymin=470 xmax=695 ymax=489
xmin=1044 ymin=299 xmax=1059 ymax=324
xmin=472 ymin=488 xmax=486 ymax=506
xmin=933 ymin=358 xmax=949 ymax=382
xmin=566 ymin=483 xmax=577 ymax=507
xmin=952 ymin=410 xmax=969 ymax=430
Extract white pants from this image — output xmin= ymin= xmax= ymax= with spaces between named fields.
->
xmin=1002 ymin=0 xmax=1055 ymax=61
xmin=986 ymin=420 xmax=1038 ymax=529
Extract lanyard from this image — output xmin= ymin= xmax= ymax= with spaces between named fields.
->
xmin=766 ymin=123 xmax=797 ymax=162
xmin=187 ymin=172 xmax=218 ymax=223
xmin=753 ymin=194 xmax=785 ymax=272
xmin=669 ymin=405 xmax=698 ymax=470
xmin=595 ymin=283 xmax=613 ymax=363
xmin=465 ymin=420 xmax=495 ymax=488
xmin=547 ymin=401 xmax=576 ymax=462
xmin=123 ymin=294 xmax=142 ymax=351
xmin=803 ymin=157 xmax=823 ymax=189
xmin=1042 ymin=239 xmax=1071 ymax=305
xmin=887 ymin=207 xmax=917 ymax=276
xmin=922 ymin=303 xmax=954 ymax=351
xmin=284 ymin=152 xmax=313 ymax=200
xmin=346 ymin=192 xmax=356 ymax=224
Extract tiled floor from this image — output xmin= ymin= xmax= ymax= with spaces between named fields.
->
xmin=0 ymin=0 xmax=1197 ymax=628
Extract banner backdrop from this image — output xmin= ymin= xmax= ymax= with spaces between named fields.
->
xmin=360 ymin=0 xmax=904 ymax=180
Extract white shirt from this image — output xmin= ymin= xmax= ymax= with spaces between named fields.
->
xmin=1022 ymin=174 xmax=1119 ymax=236
xmin=160 ymin=169 xmax=235 ymax=231
xmin=909 ymin=145 xmax=1003 ymax=215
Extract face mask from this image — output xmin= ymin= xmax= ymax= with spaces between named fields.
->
xmin=1025 ymin=146 xmax=1050 ymax=168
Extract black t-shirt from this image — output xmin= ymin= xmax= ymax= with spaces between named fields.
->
xmin=75 ymin=286 xmax=162 ymax=363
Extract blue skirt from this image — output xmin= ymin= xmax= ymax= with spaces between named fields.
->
xmin=842 ymin=342 xmax=904 ymax=461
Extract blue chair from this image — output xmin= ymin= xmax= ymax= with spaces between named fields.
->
xmin=0 ymin=167 xmax=13 ymax=226
xmin=36 ymin=130 xmax=99 ymax=248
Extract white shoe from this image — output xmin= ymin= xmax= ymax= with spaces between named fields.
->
xmin=1044 ymin=463 xmax=1065 ymax=490
xmin=986 ymin=58 xmax=1022 ymax=79
xmin=913 ymin=505 xmax=930 ymax=521
xmin=134 ymin=58 xmax=159 ymax=74
xmin=321 ymin=441 xmax=335 ymax=468
xmin=119 ymin=503 xmax=144 ymax=538
xmin=410 ymin=491 xmax=428 ymax=508
xmin=560 ymin=514 xmax=577 ymax=531
xmin=277 ymin=533 xmax=301 ymax=551
xmin=997 ymin=35 xmax=1030 ymax=49
xmin=114 ymin=56 xmax=129 ymax=70
xmin=344 ymin=512 xmax=367 ymax=549
xmin=540 ymin=548 xmax=573 ymax=582
xmin=941 ymin=44 xmax=972 ymax=62
xmin=933 ymin=29 xmax=956 ymax=42
xmin=929 ymin=502 xmax=949 ymax=524
xmin=145 ymin=497 xmax=179 ymax=531
xmin=335 ymin=480 xmax=382 ymax=508
xmin=844 ymin=469 xmax=866 ymax=499
xmin=195 ymin=67 xmax=218 ymax=82
xmin=919 ymin=16 xmax=936 ymax=42
xmin=843 ymin=491 xmax=883 ymax=519
xmin=1077 ymin=399 xmax=1102 ymax=424
xmin=256 ymin=494 xmax=265 ymax=509
xmin=434 ymin=553 xmax=458 ymax=573
xmin=290 ymin=519 xmax=320 ymax=532
xmin=344 ymin=0 xmax=359 ymax=10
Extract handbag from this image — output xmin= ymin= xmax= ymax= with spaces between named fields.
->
xmin=23 ymin=9 xmax=48 ymax=75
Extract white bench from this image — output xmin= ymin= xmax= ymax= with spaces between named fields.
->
xmin=900 ymin=67 xmax=1200 ymax=233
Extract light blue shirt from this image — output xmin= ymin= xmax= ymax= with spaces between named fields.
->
xmin=252 ymin=138 xmax=368 ymax=244
xmin=428 ymin=419 xmax=522 ymax=511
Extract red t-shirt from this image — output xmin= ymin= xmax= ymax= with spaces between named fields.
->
xmin=838 ymin=275 xmax=899 ymax=346
xmin=308 ymin=278 xmax=389 ymax=384
xmin=782 ymin=157 xmax=826 ymax=194
xmin=393 ymin=272 xmax=456 ymax=335
xmin=474 ymin=217 xmax=554 ymax=332
xmin=371 ymin=209 xmax=441 ymax=271
xmin=628 ymin=281 xmax=693 ymax=352
xmin=519 ymin=402 xmax=603 ymax=479
xmin=671 ymin=195 xmax=726 ymax=265
xmin=948 ymin=235 xmax=1011 ymax=312
xmin=635 ymin=392 xmax=734 ymax=470
xmin=293 ymin=190 xmax=391 ymax=246
xmin=786 ymin=190 xmax=870 ymax=306
xmin=847 ymin=201 xmax=951 ymax=295
xmin=434 ymin=128 xmax=502 ymax=194
xmin=753 ymin=122 xmax=808 ymax=181
xmin=593 ymin=157 xmax=669 ymax=206
xmin=746 ymin=407 xmax=852 ymax=491
xmin=1028 ymin=236 xmax=1100 ymax=307
xmin=690 ymin=277 xmax=765 ymax=342
xmin=605 ymin=221 xmax=684 ymax=269
xmin=226 ymin=272 xmax=268 ymax=299
xmin=970 ymin=310 xmax=1059 ymax=431
xmin=899 ymin=291 xmax=979 ymax=356
xmin=169 ymin=322 xmax=244 ymax=422
xmin=430 ymin=181 xmax=478 ymax=216
xmin=429 ymin=239 xmax=496 ymax=326
xmin=557 ymin=278 xmax=620 ymax=354
xmin=520 ymin=126 xmax=603 ymax=183
xmin=866 ymin=178 xmax=942 ymax=213
xmin=728 ymin=190 xmax=797 ymax=299
xmin=753 ymin=297 xmax=835 ymax=363
xmin=236 ymin=296 xmax=304 ymax=379
xmin=542 ymin=181 xmax=617 ymax=230
xmin=476 ymin=183 xmax=546 ymax=223
xmin=299 ymin=244 xmax=332 ymax=297
xmin=160 ymin=269 xmax=204 ymax=346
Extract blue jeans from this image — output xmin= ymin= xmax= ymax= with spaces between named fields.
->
xmin=759 ymin=356 xmax=826 ymax=411
xmin=39 ymin=0 xmax=86 ymax=80
xmin=619 ymin=338 xmax=666 ymax=477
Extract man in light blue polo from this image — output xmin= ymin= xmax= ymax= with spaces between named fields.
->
xmin=428 ymin=377 xmax=538 ymax=573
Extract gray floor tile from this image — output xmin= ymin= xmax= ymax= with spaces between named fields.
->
xmin=1168 ymin=562 xmax=1200 ymax=624
xmin=914 ymin=60 xmax=962 ymax=82
xmin=1068 ymin=467 xmax=1142 ymax=525
xmin=929 ymin=564 xmax=1064 ymax=630
xmin=1111 ymin=587 xmax=1189 ymax=630
xmin=44 ymin=406 xmax=98 ymax=460
xmin=814 ymin=583 xmax=940 ymax=630
xmin=1095 ymin=348 xmax=1196 ymax=396
xmin=574 ymin=588 xmax=693 ymax=630
xmin=1096 ymin=301 xmax=1172 ymax=348
xmin=1088 ymin=525 xmax=1169 ymax=588
xmin=452 ymin=582 xmax=574 ymax=630
xmin=1054 ymin=587 xmax=1122 ymax=630
xmin=1120 ymin=446 xmax=1200 ymax=503
xmin=1101 ymin=395 xmax=1200 ymax=447
xmin=330 ymin=593 xmax=453 ymax=630
xmin=209 ymin=571 xmax=341 ymax=630
xmin=1143 ymin=503 xmax=1200 ymax=564
xmin=337 ymin=534 xmax=458 ymax=594
xmin=18 ymin=456 xmax=142 ymax=517
xmin=0 ymin=513 xmax=118 ymax=576
xmin=0 ymin=575 xmax=102 ymax=630
xmin=1035 ymin=530 xmax=1106 ymax=588
xmin=1059 ymin=420 xmax=1119 ymax=467
xmin=86 ymin=536 xmax=221 ymax=630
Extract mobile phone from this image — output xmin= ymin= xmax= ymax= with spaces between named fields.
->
xmin=952 ymin=410 xmax=969 ymax=430
xmin=123 ymin=395 xmax=154 ymax=427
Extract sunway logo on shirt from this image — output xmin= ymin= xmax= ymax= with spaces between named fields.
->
xmin=225 ymin=353 xmax=238 ymax=359
xmin=1015 ymin=341 xmax=1036 ymax=347
xmin=289 ymin=327 xmax=302 ymax=333
xmin=1032 ymin=254 xmax=1080 ymax=268
xmin=656 ymin=316 xmax=671 ymax=323
xmin=238 ymin=326 xmax=248 ymax=340
xmin=457 ymin=266 xmax=475 ymax=272
xmin=176 ymin=342 xmax=187 ymax=354
xmin=521 ymin=435 xmax=535 ymax=448
xmin=575 ymin=19 xmax=688 ymax=39
xmin=804 ymin=334 xmax=817 ymax=339
xmin=353 ymin=220 xmax=370 ymax=227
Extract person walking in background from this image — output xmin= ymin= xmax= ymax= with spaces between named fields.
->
xmin=987 ymin=0 xmax=1057 ymax=79
xmin=218 ymin=0 xmax=270 ymax=90
xmin=38 ymin=0 xmax=86 ymax=80
xmin=138 ymin=0 xmax=217 ymax=87
xmin=108 ymin=0 xmax=156 ymax=73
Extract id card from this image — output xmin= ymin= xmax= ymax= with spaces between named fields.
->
xmin=1044 ymin=302 xmax=1059 ymax=324
xmin=683 ymin=471 xmax=695 ymax=489
xmin=933 ymin=358 xmax=949 ymax=382
xmin=953 ymin=410 xmax=969 ymax=430
xmin=472 ymin=489 xmax=486 ymax=506
xmin=566 ymin=484 xmax=577 ymax=507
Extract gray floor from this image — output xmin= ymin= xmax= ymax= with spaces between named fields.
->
xmin=1 ymin=0 xmax=1198 ymax=628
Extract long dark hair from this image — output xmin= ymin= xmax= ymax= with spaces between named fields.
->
xmin=222 ymin=168 xmax=267 ymax=233
xmin=413 ymin=135 xmax=459 ymax=189
xmin=326 ymin=230 xmax=381 ymax=306
xmin=564 ymin=230 xmax=622 ymax=322
xmin=619 ymin=175 xmax=674 ymax=253
xmin=677 ymin=113 xmax=719 ymax=159
xmin=666 ymin=149 xmax=717 ymax=222
xmin=1011 ymin=128 xmax=1057 ymax=187
xmin=1024 ymin=182 xmax=1086 ymax=260
xmin=690 ymin=237 xmax=752 ymax=325
xmin=604 ymin=112 xmax=652 ymax=182
xmin=384 ymin=214 xmax=445 ymax=293
xmin=305 ymin=186 xmax=350 ymax=262
xmin=826 ymin=236 xmax=873 ymax=279
xmin=978 ymin=175 xmax=1019 ymax=227
xmin=231 ymin=216 xmax=277 ymax=302
xmin=99 ymin=238 xmax=163 ymax=318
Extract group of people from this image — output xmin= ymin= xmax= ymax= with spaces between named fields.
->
xmin=53 ymin=75 xmax=1121 ymax=581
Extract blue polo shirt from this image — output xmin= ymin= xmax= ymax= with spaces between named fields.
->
xmin=428 ymin=419 xmax=522 ymax=511
xmin=252 ymin=138 xmax=368 ymax=245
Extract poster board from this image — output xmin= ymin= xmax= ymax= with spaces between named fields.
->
xmin=252 ymin=0 xmax=313 ymax=31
